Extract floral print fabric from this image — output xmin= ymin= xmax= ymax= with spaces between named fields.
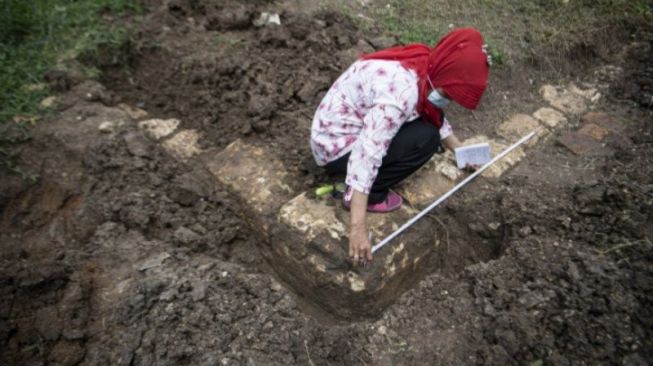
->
xmin=310 ymin=60 xmax=452 ymax=194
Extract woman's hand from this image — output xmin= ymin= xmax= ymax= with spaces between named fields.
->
xmin=464 ymin=163 xmax=480 ymax=172
xmin=349 ymin=189 xmax=373 ymax=265
xmin=349 ymin=224 xmax=372 ymax=266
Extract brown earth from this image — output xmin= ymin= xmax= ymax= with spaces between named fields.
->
xmin=1 ymin=1 xmax=652 ymax=365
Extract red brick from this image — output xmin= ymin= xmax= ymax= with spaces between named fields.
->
xmin=557 ymin=132 xmax=608 ymax=156
xmin=581 ymin=112 xmax=624 ymax=133
xmin=578 ymin=123 xmax=609 ymax=140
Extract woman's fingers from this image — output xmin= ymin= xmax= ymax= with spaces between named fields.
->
xmin=365 ymin=247 xmax=373 ymax=261
xmin=354 ymin=247 xmax=363 ymax=263
xmin=348 ymin=228 xmax=373 ymax=266
xmin=350 ymin=242 xmax=373 ymax=266
xmin=349 ymin=242 xmax=359 ymax=264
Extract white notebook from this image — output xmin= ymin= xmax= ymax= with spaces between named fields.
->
xmin=454 ymin=143 xmax=491 ymax=169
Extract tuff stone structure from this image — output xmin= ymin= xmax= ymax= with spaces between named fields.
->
xmin=149 ymin=82 xmax=603 ymax=318
xmin=138 ymin=118 xmax=180 ymax=140
xmin=205 ymin=139 xmax=293 ymax=217
xmin=162 ymin=129 xmax=203 ymax=161
xmin=497 ymin=113 xmax=550 ymax=145
xmin=205 ymin=140 xmax=437 ymax=318
xmin=533 ymin=107 xmax=568 ymax=129
xmin=539 ymin=84 xmax=589 ymax=115
xmin=118 ymin=103 xmax=149 ymax=120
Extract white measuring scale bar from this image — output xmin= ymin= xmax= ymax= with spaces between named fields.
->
xmin=372 ymin=131 xmax=536 ymax=254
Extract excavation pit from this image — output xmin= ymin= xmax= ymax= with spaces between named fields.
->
xmin=205 ymin=139 xmax=507 ymax=319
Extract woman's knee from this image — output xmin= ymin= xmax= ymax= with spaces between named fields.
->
xmin=410 ymin=121 xmax=440 ymax=151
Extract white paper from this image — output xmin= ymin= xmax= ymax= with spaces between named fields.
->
xmin=454 ymin=142 xmax=491 ymax=169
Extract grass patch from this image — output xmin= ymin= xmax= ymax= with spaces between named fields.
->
xmin=363 ymin=0 xmax=652 ymax=68
xmin=0 ymin=0 xmax=140 ymax=175
xmin=373 ymin=3 xmax=443 ymax=46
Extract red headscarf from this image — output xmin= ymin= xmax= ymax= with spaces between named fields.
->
xmin=361 ymin=28 xmax=489 ymax=127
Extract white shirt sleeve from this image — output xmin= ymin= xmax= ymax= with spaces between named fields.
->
xmin=439 ymin=117 xmax=453 ymax=140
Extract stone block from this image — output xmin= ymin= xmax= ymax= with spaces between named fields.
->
xmin=533 ymin=107 xmax=568 ymax=129
xmin=434 ymin=154 xmax=463 ymax=181
xmin=462 ymin=136 xmax=525 ymax=178
xmin=162 ymin=129 xmax=202 ymax=161
xmin=580 ymin=112 xmax=632 ymax=149
xmin=138 ymin=118 xmax=180 ymax=140
xmin=578 ymin=123 xmax=609 ymax=141
xmin=539 ymin=84 xmax=587 ymax=115
xmin=496 ymin=114 xmax=549 ymax=145
xmin=40 ymin=96 xmax=57 ymax=108
xmin=279 ymin=193 xmax=346 ymax=242
xmin=557 ymin=132 xmax=608 ymax=156
xmin=205 ymin=139 xmax=294 ymax=217
xmin=395 ymin=153 xmax=460 ymax=207
xmin=118 ymin=103 xmax=148 ymax=120
xmin=98 ymin=120 xmax=125 ymax=133
xmin=273 ymin=192 xmax=436 ymax=319
xmin=568 ymin=83 xmax=601 ymax=103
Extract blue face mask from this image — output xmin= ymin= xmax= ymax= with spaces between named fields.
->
xmin=427 ymin=89 xmax=450 ymax=109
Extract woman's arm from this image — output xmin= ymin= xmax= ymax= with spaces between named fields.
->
xmin=349 ymin=190 xmax=372 ymax=265
xmin=344 ymin=101 xmax=406 ymax=264
xmin=442 ymin=133 xmax=463 ymax=151
xmin=439 ymin=117 xmax=461 ymax=151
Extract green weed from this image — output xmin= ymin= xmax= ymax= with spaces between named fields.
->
xmin=486 ymin=44 xmax=505 ymax=66
xmin=375 ymin=2 xmax=443 ymax=45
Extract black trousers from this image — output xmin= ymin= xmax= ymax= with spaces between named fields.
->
xmin=325 ymin=119 xmax=442 ymax=204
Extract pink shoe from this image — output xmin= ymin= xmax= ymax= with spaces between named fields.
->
xmin=342 ymin=187 xmax=403 ymax=213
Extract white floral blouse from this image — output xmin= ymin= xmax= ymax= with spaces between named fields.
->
xmin=310 ymin=59 xmax=453 ymax=194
